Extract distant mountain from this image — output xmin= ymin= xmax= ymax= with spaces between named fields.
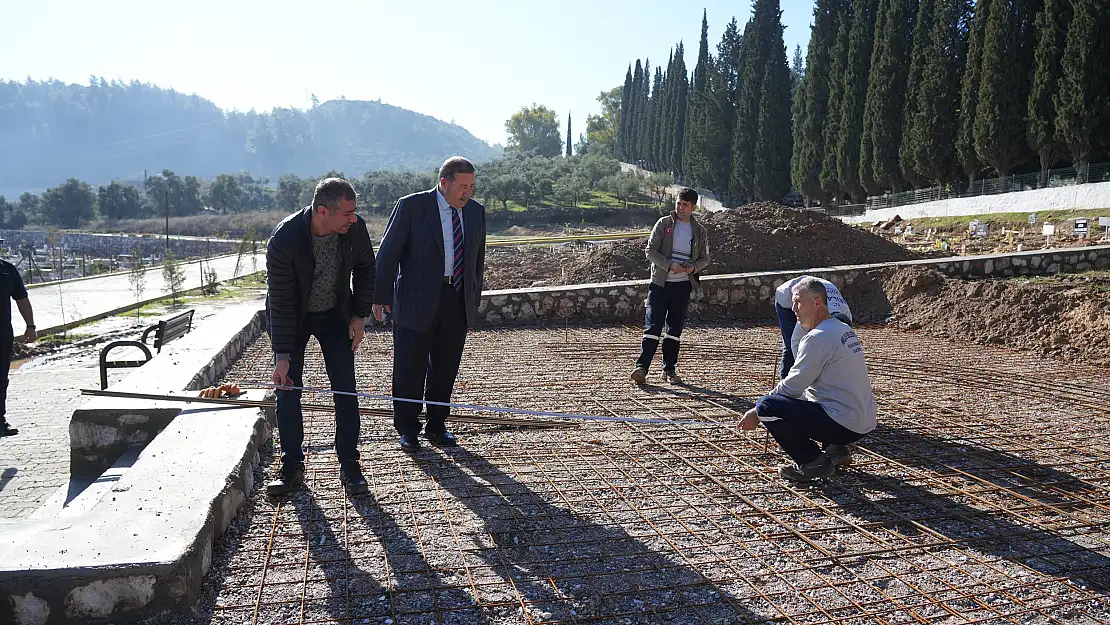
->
xmin=0 ymin=79 xmax=501 ymax=192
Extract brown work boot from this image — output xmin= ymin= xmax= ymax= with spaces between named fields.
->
xmin=630 ymin=366 xmax=647 ymax=384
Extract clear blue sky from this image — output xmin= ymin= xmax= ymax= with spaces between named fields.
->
xmin=0 ymin=0 xmax=813 ymax=147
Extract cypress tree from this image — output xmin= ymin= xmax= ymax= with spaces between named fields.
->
xmin=790 ymin=44 xmax=805 ymax=102
xmin=566 ymin=112 xmax=573 ymax=157
xmin=684 ymin=14 xmax=713 ymax=181
xmin=820 ymin=0 xmax=851 ymax=197
xmin=671 ymin=45 xmax=690 ymax=175
xmin=908 ymin=0 xmax=972 ymax=184
xmin=899 ymin=0 xmax=935 ymax=189
xmin=860 ymin=0 xmax=917 ymax=193
xmin=628 ymin=60 xmax=644 ymax=162
xmin=975 ymin=0 xmax=1036 ymax=178
xmin=857 ymin=0 xmax=890 ymax=195
xmin=658 ymin=50 xmax=675 ymax=169
xmin=791 ymin=0 xmax=841 ymax=202
xmin=836 ymin=0 xmax=878 ymax=201
xmin=648 ymin=67 xmax=664 ymax=168
xmin=956 ymin=0 xmax=991 ymax=187
xmin=636 ymin=59 xmax=652 ymax=162
xmin=755 ymin=42 xmax=795 ymax=201
xmin=618 ymin=65 xmax=633 ymax=159
xmin=1028 ymin=0 xmax=1070 ymax=185
xmin=1054 ymin=0 xmax=1101 ymax=174
xmin=730 ymin=16 xmax=765 ymax=200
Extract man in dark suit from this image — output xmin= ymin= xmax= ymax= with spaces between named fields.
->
xmin=373 ymin=156 xmax=486 ymax=451
xmin=265 ymin=177 xmax=376 ymax=496
xmin=1 ymin=259 xmax=36 ymax=437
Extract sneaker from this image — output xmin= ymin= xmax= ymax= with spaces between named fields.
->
xmin=265 ymin=462 xmax=305 ymax=497
xmin=630 ymin=366 xmax=647 ymax=384
xmin=823 ymin=444 xmax=853 ymax=468
xmin=661 ymin=369 xmax=683 ymax=384
xmin=778 ymin=455 xmax=836 ymax=482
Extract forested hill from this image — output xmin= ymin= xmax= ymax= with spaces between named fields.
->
xmin=0 ymin=79 xmax=501 ymax=191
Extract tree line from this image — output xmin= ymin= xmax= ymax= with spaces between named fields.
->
xmin=0 ymin=153 xmax=662 ymax=230
xmin=593 ymin=0 xmax=1109 ymax=206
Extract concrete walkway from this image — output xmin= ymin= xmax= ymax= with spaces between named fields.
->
xmin=0 ymin=292 xmax=265 ymax=520
xmin=11 ymin=252 xmax=263 ymax=334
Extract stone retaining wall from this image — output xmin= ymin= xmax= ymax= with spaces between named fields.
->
xmin=476 ymin=245 xmax=1110 ymax=325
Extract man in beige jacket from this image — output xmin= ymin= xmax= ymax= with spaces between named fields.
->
xmin=631 ymin=188 xmax=711 ymax=385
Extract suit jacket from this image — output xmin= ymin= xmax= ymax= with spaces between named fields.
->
xmin=374 ymin=188 xmax=486 ymax=331
xmin=266 ymin=207 xmax=376 ymax=358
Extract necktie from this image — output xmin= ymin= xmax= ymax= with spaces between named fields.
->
xmin=451 ymin=207 xmax=464 ymax=292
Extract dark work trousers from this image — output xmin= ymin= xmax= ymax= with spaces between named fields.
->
xmin=775 ymin=304 xmax=797 ymax=380
xmin=636 ymin=280 xmax=693 ymax=373
xmin=755 ymin=394 xmax=866 ymax=465
xmin=392 ymin=282 xmax=468 ymax=437
xmin=0 ymin=328 xmax=11 ymax=424
xmin=274 ymin=308 xmax=360 ymax=469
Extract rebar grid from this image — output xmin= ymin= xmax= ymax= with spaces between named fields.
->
xmin=199 ymin=321 xmax=1110 ymax=625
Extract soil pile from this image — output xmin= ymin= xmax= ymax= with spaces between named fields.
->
xmin=885 ymin=268 xmax=1110 ymax=368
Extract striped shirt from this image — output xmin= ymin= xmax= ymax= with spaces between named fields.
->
xmin=666 ymin=220 xmax=693 ymax=282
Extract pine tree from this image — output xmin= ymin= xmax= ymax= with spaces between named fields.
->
xmin=956 ymin=0 xmax=991 ymax=186
xmin=899 ymin=0 xmax=936 ymax=188
xmin=566 ymin=112 xmax=573 ymax=157
xmin=975 ymin=0 xmax=1036 ymax=178
xmin=860 ymin=0 xmax=917 ymax=194
xmin=837 ymin=0 xmax=878 ymax=201
xmin=820 ymin=0 xmax=851 ymax=197
xmin=1054 ymin=0 xmax=1102 ymax=174
xmin=791 ymin=0 xmax=842 ymax=202
xmin=1028 ymin=0 xmax=1070 ymax=185
xmin=908 ymin=0 xmax=972 ymax=184
xmin=618 ymin=66 xmax=634 ymax=159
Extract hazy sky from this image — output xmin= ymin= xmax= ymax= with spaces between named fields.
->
xmin=0 ymin=0 xmax=814 ymax=146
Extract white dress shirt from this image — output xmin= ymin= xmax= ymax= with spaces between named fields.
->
xmin=436 ymin=188 xmax=464 ymax=278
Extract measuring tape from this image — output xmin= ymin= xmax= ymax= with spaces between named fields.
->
xmin=245 ymin=380 xmax=728 ymax=427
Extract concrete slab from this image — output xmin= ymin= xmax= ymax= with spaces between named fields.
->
xmin=70 ymin=304 xmax=266 ymax=479
xmin=0 ymin=403 xmax=271 ymax=625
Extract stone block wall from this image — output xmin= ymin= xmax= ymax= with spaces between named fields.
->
xmin=475 ymin=245 xmax=1110 ymax=325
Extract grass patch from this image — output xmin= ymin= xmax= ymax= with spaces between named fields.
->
xmin=908 ymin=207 xmax=1110 ymax=232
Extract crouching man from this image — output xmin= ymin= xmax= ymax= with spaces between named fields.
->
xmin=740 ymin=278 xmax=877 ymax=482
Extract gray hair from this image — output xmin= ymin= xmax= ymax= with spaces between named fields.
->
xmin=792 ymin=277 xmax=828 ymax=306
xmin=311 ymin=177 xmax=357 ymax=211
xmin=439 ymin=156 xmax=475 ymax=181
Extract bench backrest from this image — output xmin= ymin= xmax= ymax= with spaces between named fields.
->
xmin=153 ymin=309 xmax=195 ymax=351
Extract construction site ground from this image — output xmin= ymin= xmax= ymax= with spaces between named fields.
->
xmin=135 ymin=321 xmax=1110 ymax=625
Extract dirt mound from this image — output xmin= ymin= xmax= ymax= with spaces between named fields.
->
xmin=885 ymin=268 xmax=1110 ymax=368
xmin=555 ymin=202 xmax=924 ymax=285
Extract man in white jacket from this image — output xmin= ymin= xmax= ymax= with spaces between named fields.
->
xmin=742 ymin=278 xmax=877 ymax=482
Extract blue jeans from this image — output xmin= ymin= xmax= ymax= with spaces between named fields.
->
xmin=755 ymin=394 xmax=865 ymax=465
xmin=636 ymin=281 xmax=693 ymax=373
xmin=274 ymin=308 xmax=360 ymax=468
xmin=775 ymin=304 xmax=797 ymax=380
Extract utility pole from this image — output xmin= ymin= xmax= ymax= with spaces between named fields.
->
xmin=164 ymin=189 xmax=170 ymax=252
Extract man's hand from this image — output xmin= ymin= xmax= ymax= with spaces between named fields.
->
xmin=682 ymin=263 xmax=695 ymax=274
xmin=670 ymin=261 xmax=683 ymax=272
xmin=273 ymin=360 xmax=292 ymax=388
xmin=372 ymin=303 xmax=391 ymax=322
xmin=740 ymin=408 xmax=760 ymax=431
xmin=349 ymin=316 xmax=365 ymax=352
xmin=22 ymin=327 xmax=36 ymax=343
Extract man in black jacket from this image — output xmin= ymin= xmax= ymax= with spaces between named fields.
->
xmin=265 ymin=178 xmax=376 ymax=496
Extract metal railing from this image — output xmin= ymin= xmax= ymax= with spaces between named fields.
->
xmin=865 ymin=162 xmax=1110 ymax=211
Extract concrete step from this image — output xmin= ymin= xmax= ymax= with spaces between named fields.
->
xmin=28 ymin=448 xmax=142 ymax=520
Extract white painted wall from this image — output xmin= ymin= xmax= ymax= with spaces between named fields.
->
xmin=845 ymin=180 xmax=1110 ymax=223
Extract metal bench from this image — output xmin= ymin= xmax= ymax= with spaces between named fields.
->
xmin=99 ymin=309 xmax=195 ymax=389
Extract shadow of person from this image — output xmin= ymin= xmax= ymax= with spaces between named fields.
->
xmin=0 ymin=467 xmax=16 ymax=492
xmin=411 ymin=446 xmax=768 ymax=624
xmin=817 ymin=425 xmax=1110 ymax=597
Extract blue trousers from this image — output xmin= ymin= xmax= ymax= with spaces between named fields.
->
xmin=755 ymin=394 xmax=865 ymax=465
xmin=636 ymin=281 xmax=693 ymax=372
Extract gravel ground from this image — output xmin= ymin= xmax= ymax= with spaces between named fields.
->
xmin=140 ymin=322 xmax=1110 ymax=625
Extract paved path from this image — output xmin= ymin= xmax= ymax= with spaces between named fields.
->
xmin=11 ymin=252 xmax=264 ymax=334
xmin=0 ymin=293 xmax=265 ymax=519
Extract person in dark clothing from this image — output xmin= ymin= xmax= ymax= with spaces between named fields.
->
xmin=1 ymin=260 xmax=36 ymax=437
xmin=631 ymin=188 xmax=711 ymax=385
xmin=372 ymin=157 xmax=486 ymax=452
xmin=264 ymin=178 xmax=376 ymax=496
